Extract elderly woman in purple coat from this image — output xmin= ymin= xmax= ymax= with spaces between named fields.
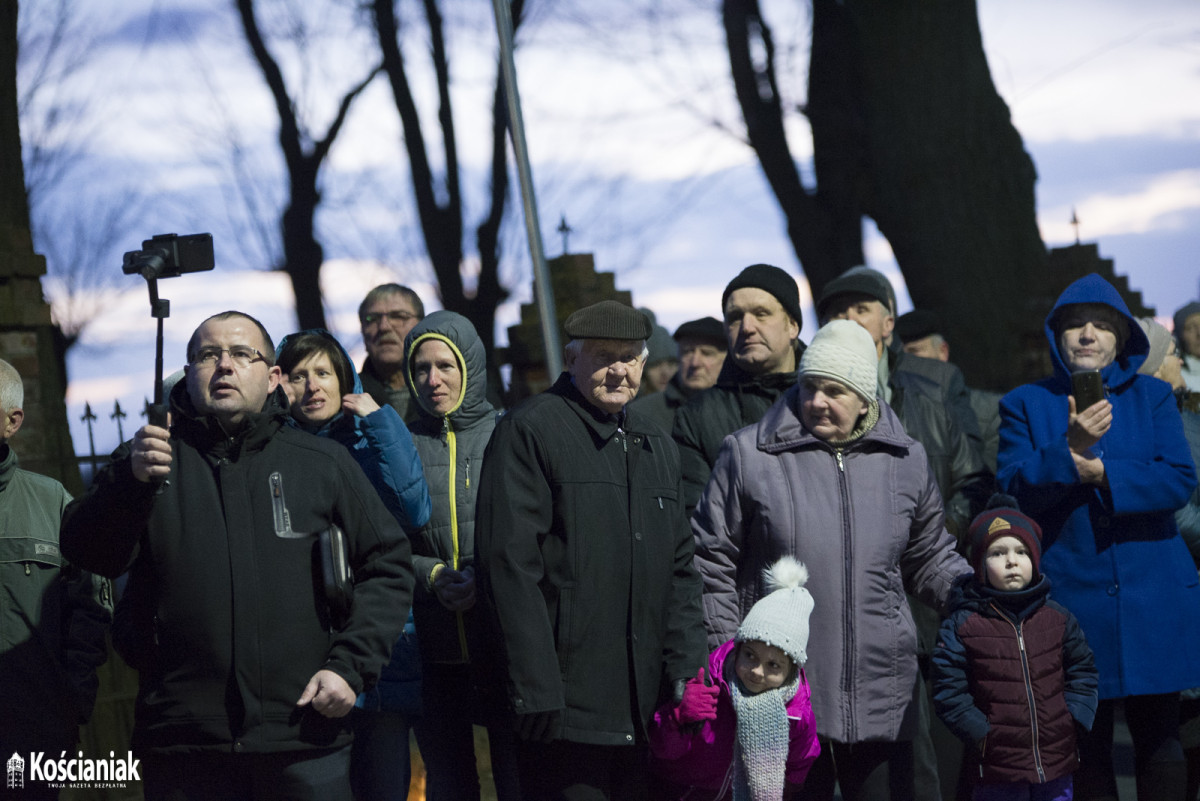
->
xmin=998 ymin=273 xmax=1200 ymax=801
xmin=694 ymin=320 xmax=971 ymax=801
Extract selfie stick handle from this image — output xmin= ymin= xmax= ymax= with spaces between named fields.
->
xmin=145 ymin=274 xmax=170 ymax=429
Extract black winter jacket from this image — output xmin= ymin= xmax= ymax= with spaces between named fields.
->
xmin=476 ymin=373 xmax=707 ymax=745
xmin=60 ymin=383 xmax=414 ymax=755
xmin=933 ymin=576 xmax=1098 ymax=785
xmin=673 ymin=343 xmax=803 ymax=514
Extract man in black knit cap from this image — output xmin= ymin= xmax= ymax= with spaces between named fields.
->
xmin=673 ymin=264 xmax=806 ymax=514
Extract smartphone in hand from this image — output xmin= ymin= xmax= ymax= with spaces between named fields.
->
xmin=1071 ymin=369 xmax=1105 ymax=411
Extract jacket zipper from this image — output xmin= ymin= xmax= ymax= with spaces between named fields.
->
xmin=835 ymin=445 xmax=856 ymax=740
xmin=445 ymin=418 xmax=469 ymax=661
xmin=992 ymin=601 xmax=1045 ymax=782
xmin=269 ymin=472 xmax=300 ymax=538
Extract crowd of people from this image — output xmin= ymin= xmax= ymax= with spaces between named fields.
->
xmin=4 ymin=268 xmax=1200 ymax=801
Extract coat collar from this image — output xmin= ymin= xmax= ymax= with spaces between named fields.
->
xmin=755 ymin=383 xmax=912 ymax=455
xmin=0 ymin=444 xmax=15 ymax=492
xmin=169 ymin=380 xmax=288 ymax=458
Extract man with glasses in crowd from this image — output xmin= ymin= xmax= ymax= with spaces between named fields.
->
xmin=359 ymin=283 xmax=425 ymax=423
xmin=61 ymin=310 xmax=414 ymax=801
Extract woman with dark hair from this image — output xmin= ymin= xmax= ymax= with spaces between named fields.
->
xmin=276 ymin=329 xmax=431 ymax=801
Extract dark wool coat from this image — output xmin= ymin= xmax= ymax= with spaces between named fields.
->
xmin=476 ymin=373 xmax=707 ymax=745
xmin=403 ymin=311 xmax=498 ymax=665
xmin=998 ymin=273 xmax=1200 ymax=699
xmin=61 ymin=383 xmax=414 ymax=755
xmin=933 ymin=576 xmax=1098 ymax=785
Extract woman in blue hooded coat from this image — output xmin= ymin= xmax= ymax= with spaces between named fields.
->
xmin=997 ymin=273 xmax=1200 ymax=800
xmin=277 ymin=330 xmax=431 ymax=801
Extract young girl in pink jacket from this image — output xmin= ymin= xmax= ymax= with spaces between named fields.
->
xmin=649 ymin=557 xmax=820 ymax=800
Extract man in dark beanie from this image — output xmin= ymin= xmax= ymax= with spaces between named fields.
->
xmin=476 ymin=299 xmax=706 ymax=800
xmin=630 ymin=316 xmax=727 ymax=435
xmin=673 ymin=264 xmax=806 ymax=514
xmin=818 ymin=266 xmax=983 ymax=461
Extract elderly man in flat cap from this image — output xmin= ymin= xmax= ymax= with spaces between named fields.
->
xmin=476 ymin=300 xmax=706 ymax=801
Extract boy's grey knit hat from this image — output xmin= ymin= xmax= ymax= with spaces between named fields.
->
xmin=735 ymin=556 xmax=814 ymax=668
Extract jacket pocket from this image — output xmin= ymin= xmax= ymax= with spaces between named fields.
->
xmin=0 ymin=535 xmax=64 ymax=569
xmin=554 ymin=583 xmax=575 ymax=679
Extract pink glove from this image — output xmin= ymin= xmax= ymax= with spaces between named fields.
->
xmin=677 ymin=668 xmax=719 ymax=724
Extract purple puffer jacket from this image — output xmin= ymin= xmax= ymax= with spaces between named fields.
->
xmin=693 ymin=388 xmax=971 ymax=743
xmin=648 ymin=639 xmax=820 ymax=798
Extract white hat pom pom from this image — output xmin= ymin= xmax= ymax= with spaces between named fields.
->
xmin=763 ymin=555 xmax=808 ymax=593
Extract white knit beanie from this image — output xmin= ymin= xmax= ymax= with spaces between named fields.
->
xmin=735 ymin=556 xmax=815 ymax=668
xmin=798 ymin=319 xmax=879 ymax=403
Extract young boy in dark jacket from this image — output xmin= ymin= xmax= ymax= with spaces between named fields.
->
xmin=933 ymin=495 xmax=1098 ymax=801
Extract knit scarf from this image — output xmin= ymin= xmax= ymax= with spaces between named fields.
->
xmin=825 ymin=399 xmax=880 ymax=449
xmin=728 ymin=670 xmax=799 ymax=801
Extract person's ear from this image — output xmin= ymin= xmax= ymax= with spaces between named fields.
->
xmin=267 ymin=365 xmax=282 ymax=393
xmin=3 ymin=407 xmax=24 ymax=440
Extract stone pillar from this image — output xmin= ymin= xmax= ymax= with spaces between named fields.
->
xmin=0 ymin=2 xmax=82 ymax=493
xmin=504 ymin=253 xmax=633 ymax=403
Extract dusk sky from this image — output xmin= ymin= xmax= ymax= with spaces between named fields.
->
xmin=15 ymin=0 xmax=1200 ymax=453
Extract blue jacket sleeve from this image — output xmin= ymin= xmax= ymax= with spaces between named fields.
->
xmin=1100 ymin=380 xmax=1196 ymax=517
xmin=357 ymin=406 xmax=431 ymax=534
xmin=997 ymin=390 xmax=1087 ymax=519
xmin=1057 ymin=603 xmax=1099 ymax=731
xmin=932 ymin=611 xmax=990 ymax=745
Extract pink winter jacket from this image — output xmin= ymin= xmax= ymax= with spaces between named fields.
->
xmin=648 ymin=639 xmax=820 ymax=798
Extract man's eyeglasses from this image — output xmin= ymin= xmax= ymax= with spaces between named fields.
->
xmin=189 ymin=346 xmax=269 ymax=368
xmin=362 ymin=310 xmax=417 ymax=327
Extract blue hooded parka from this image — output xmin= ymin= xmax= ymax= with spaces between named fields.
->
xmin=997 ymin=273 xmax=1200 ymax=699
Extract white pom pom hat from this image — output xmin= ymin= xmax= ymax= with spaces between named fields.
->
xmin=735 ymin=556 xmax=815 ymax=668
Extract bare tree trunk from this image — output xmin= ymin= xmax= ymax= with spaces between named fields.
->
xmin=236 ymin=0 xmax=380 ymax=331
xmin=846 ymin=0 xmax=1045 ymax=390
xmin=373 ymin=0 xmax=519 ymax=377
xmin=723 ymin=0 xmax=861 ymax=293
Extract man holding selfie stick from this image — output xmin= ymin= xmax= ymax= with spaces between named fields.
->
xmin=998 ymin=273 xmax=1200 ymax=800
xmin=61 ymin=310 xmax=414 ymax=801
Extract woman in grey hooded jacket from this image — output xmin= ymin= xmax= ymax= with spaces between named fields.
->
xmin=693 ymin=320 xmax=971 ymax=801
xmin=403 ymin=311 xmax=519 ymax=801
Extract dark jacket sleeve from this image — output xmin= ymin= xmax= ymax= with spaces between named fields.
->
xmin=323 ymin=447 xmax=415 ymax=693
xmin=692 ymin=435 xmax=747 ymax=650
xmin=358 ymin=405 xmax=432 ymax=534
xmin=662 ymin=464 xmax=708 ymax=686
xmin=673 ymin=400 xmax=716 ymax=517
xmin=60 ymin=442 xmax=158 ymax=579
xmin=939 ymin=407 xmax=995 ymax=540
xmin=1057 ymin=603 xmax=1100 ymax=732
xmin=945 ymin=361 xmax=984 ymax=456
xmin=61 ymin=563 xmax=112 ymax=722
xmin=475 ymin=416 xmax=564 ymax=714
xmin=932 ymin=611 xmax=990 ymax=744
